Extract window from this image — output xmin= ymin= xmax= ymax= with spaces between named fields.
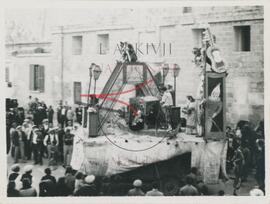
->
xmin=97 ymin=34 xmax=109 ymax=55
xmin=183 ymin=7 xmax=192 ymax=14
xmin=29 ymin=65 xmax=45 ymax=92
xmin=72 ymin=36 xmax=83 ymax=55
xmin=192 ymin=29 xmax=204 ymax=47
xmin=234 ymin=26 xmax=250 ymax=51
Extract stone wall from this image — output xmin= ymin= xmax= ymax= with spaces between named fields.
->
xmin=6 ymin=6 xmax=264 ymax=126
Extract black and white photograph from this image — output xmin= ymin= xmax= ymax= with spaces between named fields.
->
xmin=3 ymin=1 xmax=268 ymax=201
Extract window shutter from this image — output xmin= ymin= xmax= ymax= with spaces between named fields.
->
xmin=39 ymin=65 xmax=45 ymax=92
xmin=29 ymin=65 xmax=34 ymax=90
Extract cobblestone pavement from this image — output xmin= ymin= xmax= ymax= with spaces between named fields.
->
xmin=7 ymin=154 xmax=258 ymax=196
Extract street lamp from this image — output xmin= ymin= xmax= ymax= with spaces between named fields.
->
xmin=93 ymin=64 xmax=102 ymax=95
xmin=172 ymin=64 xmax=181 ymax=106
xmin=162 ymin=63 xmax=169 ymax=85
xmin=87 ymin=63 xmax=95 ymax=106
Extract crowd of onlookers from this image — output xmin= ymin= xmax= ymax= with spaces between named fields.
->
xmin=6 ymin=96 xmax=265 ymax=197
xmin=6 ymin=96 xmax=84 ymax=167
xmin=225 ymin=120 xmax=265 ymax=195
xmin=7 ymin=164 xmax=264 ymax=197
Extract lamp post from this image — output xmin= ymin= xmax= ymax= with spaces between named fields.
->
xmin=93 ymin=64 xmax=102 ymax=94
xmin=172 ymin=64 xmax=181 ymax=106
xmin=162 ymin=63 xmax=169 ymax=85
xmin=87 ymin=63 xmax=95 ymax=106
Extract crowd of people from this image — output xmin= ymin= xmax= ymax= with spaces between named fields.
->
xmin=6 ymin=96 xmax=84 ymax=167
xmin=225 ymin=120 xmax=265 ymax=195
xmin=6 ymin=96 xmax=265 ymax=197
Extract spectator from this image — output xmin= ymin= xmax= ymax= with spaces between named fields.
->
xmin=65 ymin=120 xmax=73 ymax=132
xmin=39 ymin=179 xmax=56 ymax=197
xmin=66 ymin=106 xmax=74 ymax=125
xmin=12 ymin=126 xmax=21 ymax=163
xmin=231 ymin=144 xmax=245 ymax=195
xmin=47 ymin=106 xmax=54 ymax=125
xmin=22 ymin=120 xmax=33 ymax=160
xmin=178 ymin=175 xmax=199 ymax=196
xmin=218 ymin=190 xmax=225 ymax=196
xmin=60 ymin=105 xmax=67 ymax=128
xmin=145 ymin=183 xmax=164 ymax=196
xmin=16 ymin=125 xmax=27 ymax=162
xmin=74 ymin=175 xmax=98 ymax=196
xmin=241 ymin=142 xmax=251 ymax=182
xmin=8 ymin=164 xmax=20 ymax=181
xmin=43 ymin=128 xmax=59 ymax=160
xmin=41 ymin=168 xmax=56 ymax=184
xmin=9 ymin=122 xmax=17 ymax=157
xmin=56 ymin=123 xmax=65 ymax=163
xmin=74 ymin=171 xmax=85 ymax=194
xmin=7 ymin=181 xmax=20 ymax=197
xmin=249 ymin=186 xmax=264 ymax=196
xmin=187 ymin=167 xmax=199 ymax=186
xmin=19 ymin=178 xmax=37 ymax=197
xmin=32 ymin=127 xmax=44 ymax=165
xmin=64 ymin=166 xmax=76 ymax=195
xmin=75 ymin=105 xmax=83 ymax=124
xmin=127 ymin=179 xmax=145 ymax=196
xmin=56 ymin=177 xmax=70 ymax=196
xmin=255 ymin=139 xmax=265 ymax=192
xmin=63 ymin=129 xmax=74 ymax=167
xmin=21 ymin=165 xmax=33 ymax=185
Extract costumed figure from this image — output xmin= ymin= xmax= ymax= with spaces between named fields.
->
xmin=70 ymin=122 xmax=85 ymax=171
xmin=203 ymin=83 xmax=223 ymax=133
xmin=183 ymin=96 xmax=197 ymax=135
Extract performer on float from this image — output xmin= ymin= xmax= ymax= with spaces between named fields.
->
xmin=70 ymin=122 xmax=85 ymax=170
xmin=183 ymin=96 xmax=197 ymax=135
xmin=203 ymin=83 xmax=222 ymax=133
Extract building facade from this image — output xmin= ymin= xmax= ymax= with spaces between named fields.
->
xmin=5 ymin=6 xmax=264 ymax=126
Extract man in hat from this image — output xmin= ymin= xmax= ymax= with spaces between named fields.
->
xmin=127 ymin=179 xmax=145 ymax=196
xmin=21 ymin=165 xmax=34 ymax=184
xmin=249 ymin=186 xmax=264 ymax=196
xmin=32 ymin=127 xmax=44 ymax=165
xmin=9 ymin=164 xmax=22 ymax=190
xmin=74 ymin=175 xmax=98 ymax=196
xmin=43 ymin=128 xmax=59 ymax=160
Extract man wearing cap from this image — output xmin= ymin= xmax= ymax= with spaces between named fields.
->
xmin=127 ymin=179 xmax=145 ymax=196
xmin=31 ymin=127 xmax=44 ymax=165
xmin=21 ymin=165 xmax=34 ymax=185
xmin=9 ymin=164 xmax=22 ymax=190
xmin=44 ymin=128 xmax=59 ymax=160
xmin=74 ymin=175 xmax=98 ymax=196
xmin=13 ymin=126 xmax=27 ymax=163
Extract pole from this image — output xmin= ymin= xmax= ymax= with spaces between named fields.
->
xmin=60 ymin=26 xmax=64 ymax=102
xmin=94 ymin=79 xmax=97 ymax=95
xmin=87 ymin=75 xmax=92 ymax=106
xmin=174 ymin=75 xmax=176 ymax=106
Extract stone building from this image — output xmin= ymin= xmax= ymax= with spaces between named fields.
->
xmin=5 ymin=6 xmax=264 ymax=126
